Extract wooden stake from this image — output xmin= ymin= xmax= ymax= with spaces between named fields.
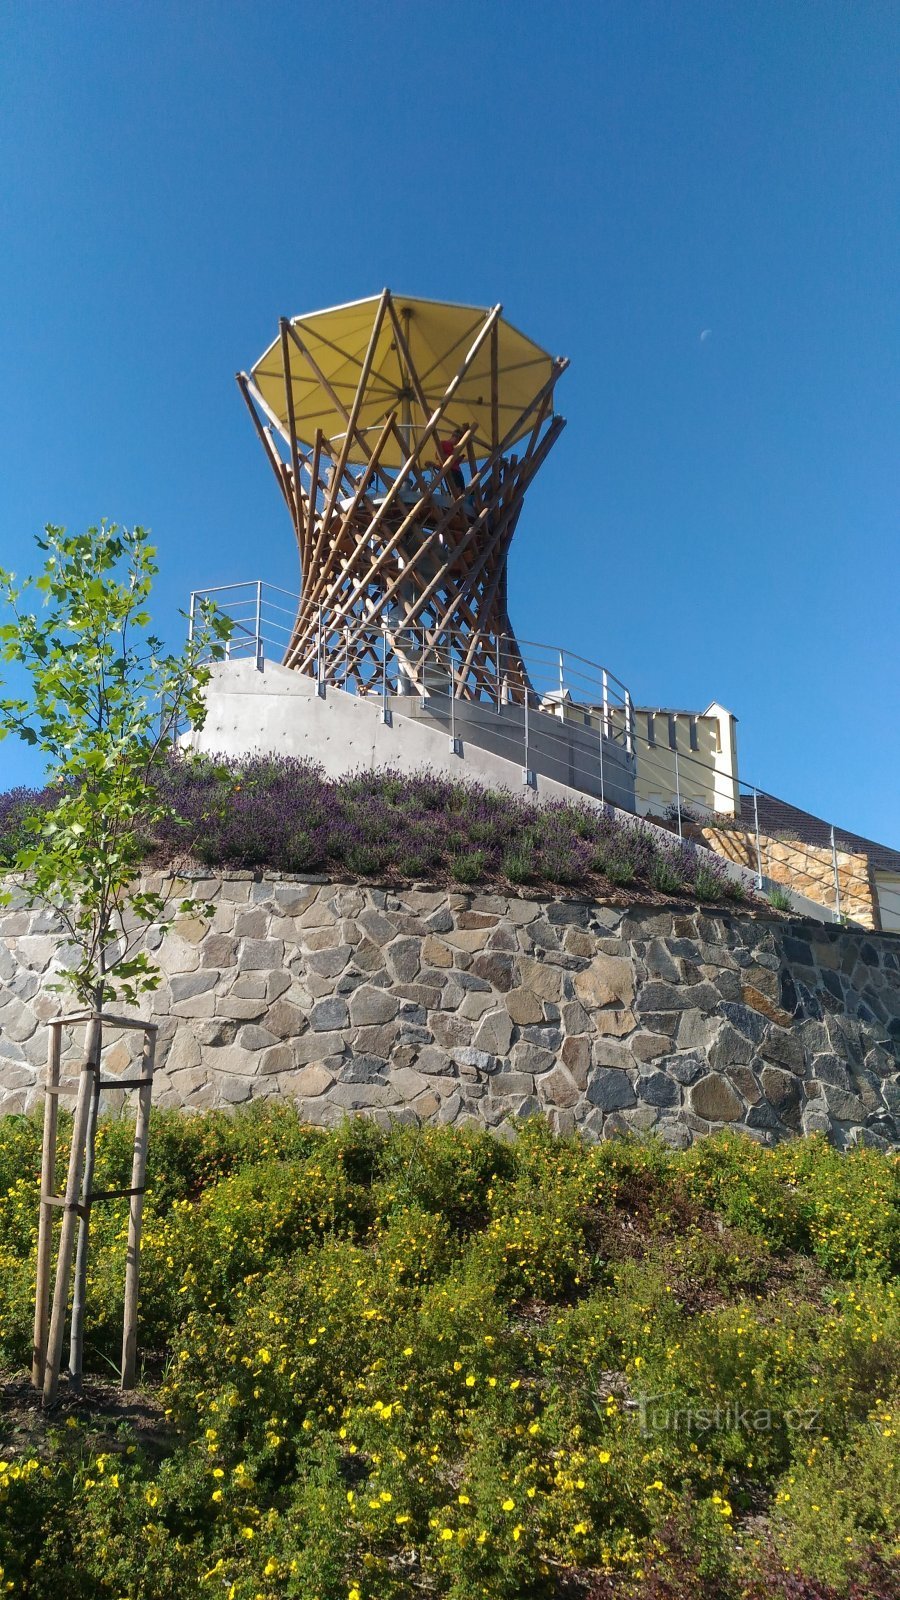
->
xmin=68 ymin=1012 xmax=103 ymax=1391
xmin=121 ymin=1029 xmax=156 ymax=1390
xmin=32 ymin=1022 xmax=62 ymax=1390
xmin=42 ymin=1014 xmax=101 ymax=1406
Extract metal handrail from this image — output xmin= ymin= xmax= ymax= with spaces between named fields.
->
xmin=188 ymin=579 xmax=887 ymax=927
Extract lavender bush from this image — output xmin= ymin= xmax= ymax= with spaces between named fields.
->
xmin=0 ymin=785 xmax=58 ymax=867
xmin=0 ymin=756 xmax=750 ymax=904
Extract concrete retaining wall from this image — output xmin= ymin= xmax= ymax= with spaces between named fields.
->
xmin=190 ymin=659 xmax=636 ymax=811
xmin=2 ymin=876 xmax=899 ymax=1148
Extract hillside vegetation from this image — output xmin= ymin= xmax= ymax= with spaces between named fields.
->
xmin=0 ymin=758 xmax=750 ymax=907
xmin=0 ymin=1112 xmax=897 ymax=1598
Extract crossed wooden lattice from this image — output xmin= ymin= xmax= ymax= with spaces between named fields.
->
xmin=237 ymin=292 xmax=568 ymax=701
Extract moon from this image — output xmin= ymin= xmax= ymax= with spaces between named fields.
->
xmin=700 ymin=328 xmax=712 ymax=342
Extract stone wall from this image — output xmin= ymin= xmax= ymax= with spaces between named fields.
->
xmin=1 ymin=875 xmax=899 ymax=1149
xmin=701 ymin=824 xmax=876 ymax=928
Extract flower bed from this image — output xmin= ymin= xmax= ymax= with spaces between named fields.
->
xmin=1 ymin=758 xmax=749 ymax=907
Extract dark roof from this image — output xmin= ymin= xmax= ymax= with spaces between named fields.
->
xmin=739 ymin=792 xmax=900 ymax=875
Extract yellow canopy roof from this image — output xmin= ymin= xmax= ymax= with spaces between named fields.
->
xmin=250 ymin=292 xmax=559 ymax=468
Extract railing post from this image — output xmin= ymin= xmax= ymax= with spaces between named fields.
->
xmin=421 ymin=626 xmax=427 ymax=708
xmin=188 ymin=591 xmax=197 ymax=646
xmin=601 ymin=669 xmax=609 ymax=740
xmin=558 ymin=648 xmax=565 ymax=704
xmin=380 ymin=627 xmax=390 ymax=723
xmin=255 ymin=580 xmax=263 ymax=670
xmin=673 ymin=715 xmax=683 ymax=839
xmin=831 ymin=825 xmax=842 ymax=923
xmin=495 ymin=635 xmax=502 ymax=714
xmin=316 ymin=603 xmax=325 ymax=696
xmin=625 ymin=689 xmax=634 ymax=757
xmin=344 ymin=625 xmax=351 ymax=691
xmin=449 ymin=652 xmax=460 ymax=754
xmin=523 ymin=687 xmax=534 ymax=787
xmin=752 ymin=788 xmax=764 ymax=889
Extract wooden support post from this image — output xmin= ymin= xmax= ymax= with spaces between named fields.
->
xmin=121 ymin=1028 xmax=156 ymax=1390
xmin=42 ymin=1013 xmax=101 ymax=1406
xmin=68 ymin=1010 xmax=103 ymax=1391
xmin=32 ymin=1022 xmax=62 ymax=1390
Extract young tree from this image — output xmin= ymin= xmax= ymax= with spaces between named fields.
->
xmin=0 ymin=522 xmax=230 ymax=1398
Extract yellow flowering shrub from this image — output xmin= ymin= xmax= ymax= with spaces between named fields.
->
xmin=0 ymin=1110 xmax=896 ymax=1598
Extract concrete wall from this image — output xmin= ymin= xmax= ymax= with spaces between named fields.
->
xmin=2 ymin=875 xmax=898 ymax=1149
xmin=397 ymin=692 xmax=636 ymax=810
xmin=190 ymin=659 xmax=636 ymax=811
xmin=875 ymin=873 xmax=900 ymax=935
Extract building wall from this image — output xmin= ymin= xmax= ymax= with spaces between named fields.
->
xmin=1 ymin=875 xmax=898 ymax=1150
xmin=633 ymin=703 xmax=740 ymax=819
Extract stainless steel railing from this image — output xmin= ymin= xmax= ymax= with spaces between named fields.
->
xmin=188 ymin=579 xmax=889 ymax=927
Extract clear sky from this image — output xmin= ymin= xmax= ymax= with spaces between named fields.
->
xmin=0 ymin=1 xmax=897 ymax=842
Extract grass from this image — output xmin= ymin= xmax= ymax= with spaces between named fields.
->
xmin=0 ymin=1109 xmax=897 ymax=1598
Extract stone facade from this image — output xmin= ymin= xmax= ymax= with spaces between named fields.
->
xmin=1 ymin=875 xmax=899 ymax=1149
xmin=702 ymin=823 xmax=876 ymax=929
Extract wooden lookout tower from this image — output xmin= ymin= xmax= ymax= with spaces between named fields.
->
xmin=237 ymin=292 xmax=568 ymax=701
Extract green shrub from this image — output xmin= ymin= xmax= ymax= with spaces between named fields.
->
xmin=450 ymin=849 xmax=487 ymax=883
xmin=0 ymin=1111 xmax=896 ymax=1598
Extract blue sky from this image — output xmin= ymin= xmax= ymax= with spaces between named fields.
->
xmin=1 ymin=1 xmax=897 ymax=842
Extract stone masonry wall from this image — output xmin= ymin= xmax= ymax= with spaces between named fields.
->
xmin=701 ymin=825 xmax=876 ymax=929
xmin=1 ymin=875 xmax=899 ymax=1149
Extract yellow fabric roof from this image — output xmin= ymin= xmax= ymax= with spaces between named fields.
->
xmin=250 ymin=292 xmax=558 ymax=468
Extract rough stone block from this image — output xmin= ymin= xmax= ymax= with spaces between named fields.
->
xmin=422 ymin=935 xmax=452 ymax=967
xmin=309 ymin=996 xmax=350 ymax=1032
xmin=292 ymin=1030 xmax=346 ymax=1065
xmin=718 ymin=1001 xmax=769 ymax=1045
xmin=630 ymin=1031 xmax=674 ymax=1063
xmin=561 ymin=1034 xmax=591 ymax=1087
xmin=473 ymin=1009 xmax=514 ymax=1056
xmin=690 ymin=1074 xmax=742 ymax=1122
xmin=759 ymin=1065 xmax=801 ymax=1128
xmin=586 ymin=1066 xmax=636 ymax=1111
xmin=505 ymin=987 xmax=544 ymax=1026
xmin=238 ymin=938 xmax=286 ymax=972
xmin=637 ymin=1070 xmax=680 ymax=1107
xmin=591 ymin=1038 xmax=634 ymax=1070
xmin=348 ymin=986 xmax=399 ymax=1026
xmin=490 ymin=1071 xmax=535 ymax=1097
xmin=593 ymin=1009 xmax=635 ymax=1038
xmin=537 ymin=1064 xmax=580 ymax=1107
xmin=657 ymin=1052 xmax=704 ymax=1085
xmin=574 ymin=953 xmax=635 ymax=1010
xmin=170 ymin=971 xmax=219 ymax=1004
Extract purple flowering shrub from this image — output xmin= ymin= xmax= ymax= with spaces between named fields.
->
xmin=0 ymin=785 xmax=58 ymax=867
xmin=0 ymin=756 xmax=748 ymax=903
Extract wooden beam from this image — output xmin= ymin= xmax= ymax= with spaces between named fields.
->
xmin=236 ymin=373 xmax=296 ymax=521
xmin=385 ymin=293 xmax=433 ymax=428
xmin=279 ymin=322 xmax=306 ymax=546
xmin=284 ymin=320 xmax=373 ymax=463
xmin=293 ymin=427 xmax=476 ymax=669
xmin=318 ymin=290 xmax=390 ymax=538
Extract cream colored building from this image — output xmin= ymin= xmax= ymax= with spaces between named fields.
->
xmin=631 ymin=702 xmax=740 ymax=820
